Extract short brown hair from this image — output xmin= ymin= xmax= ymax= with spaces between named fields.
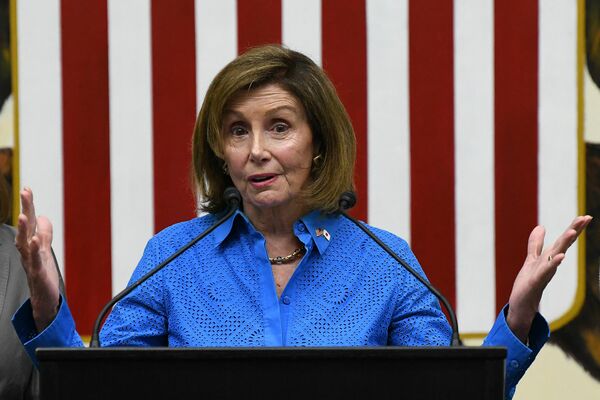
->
xmin=192 ymin=45 xmax=356 ymax=213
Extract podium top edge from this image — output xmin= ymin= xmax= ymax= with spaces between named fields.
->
xmin=36 ymin=346 xmax=507 ymax=361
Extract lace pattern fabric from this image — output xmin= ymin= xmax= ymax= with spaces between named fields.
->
xmin=100 ymin=210 xmax=451 ymax=347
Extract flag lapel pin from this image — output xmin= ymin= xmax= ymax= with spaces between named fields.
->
xmin=316 ymin=228 xmax=331 ymax=241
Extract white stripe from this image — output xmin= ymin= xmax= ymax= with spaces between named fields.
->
xmin=108 ymin=0 xmax=154 ymax=294
xmin=282 ymin=0 xmax=322 ymax=66
xmin=195 ymin=0 xmax=237 ymax=114
xmin=538 ymin=0 xmax=579 ymax=322
xmin=454 ymin=0 xmax=495 ymax=333
xmin=584 ymin=64 xmax=600 ymax=144
xmin=17 ymin=0 xmax=65 ymax=275
xmin=366 ymin=0 xmax=410 ymax=242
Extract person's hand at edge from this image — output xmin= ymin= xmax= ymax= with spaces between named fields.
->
xmin=507 ymin=215 xmax=593 ymax=343
xmin=14 ymin=187 xmax=60 ymax=332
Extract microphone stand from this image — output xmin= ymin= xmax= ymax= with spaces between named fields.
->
xmin=90 ymin=188 xmax=241 ymax=347
xmin=338 ymin=192 xmax=462 ymax=346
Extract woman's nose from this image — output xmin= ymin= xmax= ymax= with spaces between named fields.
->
xmin=249 ymin=132 xmax=270 ymax=162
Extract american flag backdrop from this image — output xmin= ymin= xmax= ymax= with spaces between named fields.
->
xmin=14 ymin=0 xmax=583 ymax=336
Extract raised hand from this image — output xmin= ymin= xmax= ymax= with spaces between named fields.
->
xmin=14 ymin=188 xmax=60 ymax=332
xmin=507 ymin=215 xmax=593 ymax=342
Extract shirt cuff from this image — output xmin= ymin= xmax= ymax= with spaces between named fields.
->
xmin=483 ymin=304 xmax=550 ymax=399
xmin=11 ymin=294 xmax=83 ymax=368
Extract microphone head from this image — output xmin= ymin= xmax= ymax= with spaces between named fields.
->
xmin=339 ymin=191 xmax=357 ymax=211
xmin=223 ymin=187 xmax=242 ymax=208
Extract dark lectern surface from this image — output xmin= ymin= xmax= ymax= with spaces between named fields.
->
xmin=37 ymin=347 xmax=506 ymax=400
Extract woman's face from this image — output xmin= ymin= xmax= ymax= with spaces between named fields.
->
xmin=222 ymin=83 xmax=314 ymax=215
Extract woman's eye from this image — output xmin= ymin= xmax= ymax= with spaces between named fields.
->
xmin=272 ymin=123 xmax=289 ymax=133
xmin=230 ymin=125 xmax=247 ymax=136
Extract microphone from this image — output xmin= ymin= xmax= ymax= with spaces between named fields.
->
xmin=338 ymin=191 xmax=462 ymax=346
xmin=90 ymin=187 xmax=242 ymax=347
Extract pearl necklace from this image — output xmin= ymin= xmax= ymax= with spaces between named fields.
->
xmin=269 ymin=247 xmax=306 ymax=265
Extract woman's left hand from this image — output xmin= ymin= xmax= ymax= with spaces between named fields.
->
xmin=506 ymin=215 xmax=593 ymax=343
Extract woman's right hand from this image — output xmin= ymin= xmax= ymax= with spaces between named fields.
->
xmin=15 ymin=188 xmax=60 ymax=332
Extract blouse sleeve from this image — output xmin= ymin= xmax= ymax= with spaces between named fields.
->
xmin=386 ymin=236 xmax=549 ymax=399
xmin=12 ymin=236 xmax=169 ymax=368
xmin=483 ymin=305 xmax=549 ymax=399
xmin=12 ymin=295 xmax=84 ymax=368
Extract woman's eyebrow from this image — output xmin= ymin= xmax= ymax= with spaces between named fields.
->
xmin=222 ymin=109 xmax=245 ymax=121
xmin=265 ymin=105 xmax=298 ymax=115
xmin=265 ymin=105 xmax=305 ymax=121
xmin=223 ymin=105 xmax=301 ymax=119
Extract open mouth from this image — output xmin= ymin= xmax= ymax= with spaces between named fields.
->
xmin=249 ymin=174 xmax=277 ymax=184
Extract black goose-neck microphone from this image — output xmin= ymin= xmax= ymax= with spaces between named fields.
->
xmin=90 ymin=187 xmax=242 ymax=347
xmin=338 ymin=191 xmax=462 ymax=346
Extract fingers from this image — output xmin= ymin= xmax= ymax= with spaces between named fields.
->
xmin=526 ymin=215 xmax=591 ymax=267
xmin=549 ymin=215 xmax=593 ymax=256
xmin=15 ymin=189 xmax=55 ymax=274
xmin=507 ymin=216 xmax=590 ymax=338
xmin=571 ymin=215 xmax=592 ymax=235
xmin=545 ymin=252 xmax=565 ymax=271
xmin=15 ymin=214 xmax=31 ymax=259
xmin=36 ymin=216 xmax=54 ymax=249
xmin=17 ymin=216 xmax=53 ymax=257
xmin=29 ymin=235 xmax=46 ymax=273
xmin=527 ymin=225 xmax=545 ymax=258
xmin=20 ymin=188 xmax=37 ymax=240
xmin=549 ymin=229 xmax=577 ymax=256
xmin=539 ymin=252 xmax=566 ymax=287
xmin=548 ymin=252 xmax=565 ymax=266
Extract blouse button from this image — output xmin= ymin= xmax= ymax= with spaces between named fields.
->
xmin=297 ymin=224 xmax=306 ymax=232
xmin=282 ymin=296 xmax=291 ymax=305
xmin=510 ymin=360 xmax=519 ymax=369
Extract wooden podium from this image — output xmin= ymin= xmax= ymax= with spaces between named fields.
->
xmin=37 ymin=347 xmax=506 ymax=399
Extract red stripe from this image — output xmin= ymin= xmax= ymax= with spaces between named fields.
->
xmin=322 ymin=0 xmax=368 ymax=222
xmin=408 ymin=0 xmax=456 ymax=312
xmin=151 ymin=0 xmax=197 ymax=232
xmin=61 ymin=0 xmax=111 ymax=335
xmin=494 ymin=0 xmax=538 ymax=313
xmin=237 ymin=0 xmax=282 ymax=53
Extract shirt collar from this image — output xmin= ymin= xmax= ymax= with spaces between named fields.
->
xmin=211 ymin=208 xmax=342 ymax=255
xmin=299 ymin=210 xmax=340 ymax=255
xmin=211 ymin=209 xmax=248 ymax=248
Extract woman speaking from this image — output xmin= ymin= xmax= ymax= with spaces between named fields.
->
xmin=12 ymin=45 xmax=591 ymax=399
